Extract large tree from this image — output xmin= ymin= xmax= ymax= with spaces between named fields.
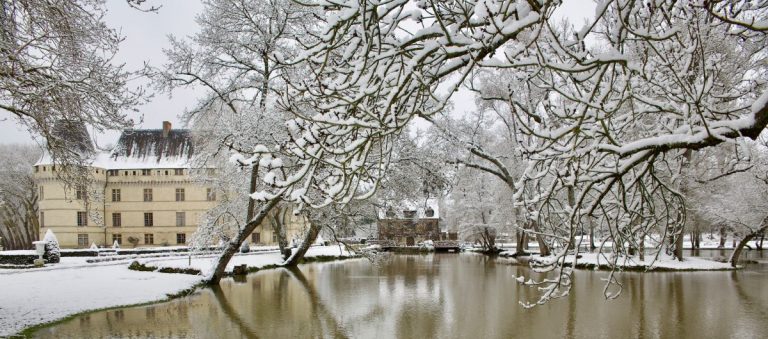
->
xmin=186 ymin=0 xmax=768 ymax=294
xmin=269 ymin=0 xmax=768 ymax=304
xmin=0 ymin=0 xmax=142 ymax=184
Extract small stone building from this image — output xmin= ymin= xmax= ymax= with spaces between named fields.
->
xmin=377 ymin=199 xmax=441 ymax=246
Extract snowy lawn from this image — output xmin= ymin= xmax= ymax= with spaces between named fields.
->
xmin=501 ymin=251 xmax=734 ymax=271
xmin=0 ymin=264 xmax=202 ymax=337
xmin=0 ymin=245 xmax=351 ymax=337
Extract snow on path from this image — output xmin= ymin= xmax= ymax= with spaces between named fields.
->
xmin=0 ymin=246 xmax=350 ymax=337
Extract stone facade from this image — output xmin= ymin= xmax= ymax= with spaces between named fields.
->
xmin=377 ymin=199 xmax=441 ymax=246
xmin=35 ymin=122 xmax=304 ymax=248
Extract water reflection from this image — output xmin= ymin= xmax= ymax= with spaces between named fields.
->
xmin=33 ymin=251 xmax=767 ymax=339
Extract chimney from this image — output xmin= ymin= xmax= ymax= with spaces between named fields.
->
xmin=162 ymin=121 xmax=172 ymax=137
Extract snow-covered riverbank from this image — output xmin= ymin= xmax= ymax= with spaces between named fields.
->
xmin=499 ymin=251 xmax=735 ymax=271
xmin=0 ymin=245 xmax=350 ymax=337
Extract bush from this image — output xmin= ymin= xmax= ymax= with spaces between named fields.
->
xmin=240 ymin=242 xmax=250 ymax=253
xmin=127 ymin=236 xmax=140 ymax=248
xmin=42 ymin=229 xmax=60 ymax=263
xmin=157 ymin=267 xmax=201 ymax=275
xmin=128 ymin=261 xmax=157 ymax=272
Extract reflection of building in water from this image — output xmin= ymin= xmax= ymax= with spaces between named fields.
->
xmin=377 ymin=199 xmax=457 ymax=246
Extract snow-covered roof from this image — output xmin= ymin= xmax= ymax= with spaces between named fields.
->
xmin=35 ymin=125 xmax=195 ymax=169
xmin=378 ymin=198 xmax=439 ymax=219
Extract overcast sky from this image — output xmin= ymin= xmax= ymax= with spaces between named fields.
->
xmin=0 ymin=0 xmax=205 ymax=148
xmin=0 ymin=0 xmax=594 ymax=148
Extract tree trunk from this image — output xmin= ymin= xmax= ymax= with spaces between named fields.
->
xmin=207 ymin=198 xmax=280 ymax=285
xmin=729 ymin=223 xmax=768 ymax=267
xmin=588 ymin=217 xmax=596 ymax=251
xmin=269 ymin=206 xmax=290 ymax=260
xmin=246 ymin=165 xmax=260 ymax=221
xmin=515 ymin=230 xmax=527 ymax=256
xmin=730 ymin=234 xmax=755 ymax=268
xmin=718 ymin=227 xmax=727 ymax=248
xmin=674 ymin=228 xmax=684 ymax=261
xmin=530 ymin=220 xmax=550 ymax=256
xmin=671 ymin=224 xmax=685 ymax=261
xmin=284 ymin=221 xmax=321 ymax=266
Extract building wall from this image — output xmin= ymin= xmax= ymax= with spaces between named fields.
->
xmin=377 ymin=218 xmax=440 ymax=246
xmin=36 ymin=165 xmax=309 ymax=248
xmin=35 ymin=165 xmax=216 ymax=248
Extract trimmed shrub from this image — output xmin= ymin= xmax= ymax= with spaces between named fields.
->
xmin=43 ymin=229 xmax=60 ymax=263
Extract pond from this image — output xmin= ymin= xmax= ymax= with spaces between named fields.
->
xmin=33 ymin=251 xmax=767 ymax=338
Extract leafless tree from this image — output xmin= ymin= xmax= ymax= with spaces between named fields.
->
xmin=0 ymin=144 xmax=41 ymax=250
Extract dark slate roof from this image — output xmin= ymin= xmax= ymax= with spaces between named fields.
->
xmin=109 ymin=129 xmax=194 ymax=163
xmin=51 ymin=120 xmax=95 ymax=156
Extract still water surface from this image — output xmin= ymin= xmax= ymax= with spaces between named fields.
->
xmin=34 ymin=251 xmax=767 ymax=338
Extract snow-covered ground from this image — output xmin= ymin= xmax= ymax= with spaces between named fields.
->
xmin=0 ymin=245 xmax=350 ymax=337
xmin=143 ymin=245 xmax=352 ymax=277
xmin=501 ymin=251 xmax=734 ymax=271
xmin=491 ymin=235 xmax=763 ymax=251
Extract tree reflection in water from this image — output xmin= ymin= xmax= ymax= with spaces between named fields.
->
xmin=28 ymin=252 xmax=768 ymax=339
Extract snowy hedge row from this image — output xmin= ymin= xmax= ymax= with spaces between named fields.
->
xmin=0 ymin=254 xmax=38 ymax=265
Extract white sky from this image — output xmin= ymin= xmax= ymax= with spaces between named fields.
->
xmin=0 ymin=0 xmax=595 ymax=147
xmin=0 ymin=0 xmax=205 ymax=148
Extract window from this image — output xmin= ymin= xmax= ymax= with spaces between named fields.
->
xmin=76 ymin=187 xmax=86 ymax=200
xmin=144 ymin=233 xmax=154 ymax=245
xmin=40 ymin=212 xmax=45 ymax=228
xmin=174 ymin=168 xmax=184 ymax=175
xmin=35 ymin=166 xmax=39 ymax=173
xmin=142 ymin=169 xmax=150 ymax=176
xmin=272 ymin=233 xmax=277 ymax=243
xmin=206 ymin=188 xmax=216 ymax=201
xmin=143 ymin=188 xmax=153 ymax=202
xmin=112 ymin=234 xmax=122 ymax=245
xmin=78 ymin=234 xmax=89 ymax=247
xmin=112 ymin=213 xmax=121 ymax=227
xmin=124 ymin=171 xmax=128 ymax=176
xmin=144 ymin=213 xmax=153 ymax=227
xmin=176 ymin=233 xmax=186 ymax=244
xmin=77 ymin=211 xmax=87 ymax=226
xmin=132 ymin=171 xmax=136 ymax=176
xmin=112 ymin=189 xmax=121 ymax=202
xmin=176 ymin=212 xmax=185 ymax=227
xmin=175 ymin=188 xmax=185 ymax=201
xmin=39 ymin=186 xmax=44 ymax=200
xmin=252 ymin=232 xmax=261 ymax=244
xmin=165 ymin=170 xmax=169 ymax=175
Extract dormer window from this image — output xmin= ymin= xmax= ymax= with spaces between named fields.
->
xmin=403 ymin=210 xmax=416 ymax=218
xmin=425 ymin=208 xmax=435 ymax=217
xmin=386 ymin=208 xmax=396 ymax=218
